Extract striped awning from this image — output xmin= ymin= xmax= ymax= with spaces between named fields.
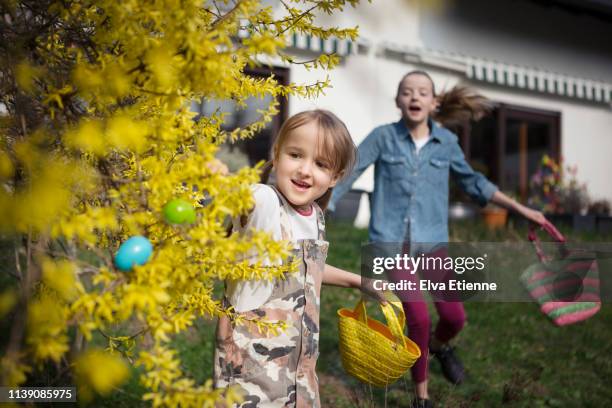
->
xmin=467 ymin=59 xmax=612 ymax=103
xmin=381 ymin=42 xmax=612 ymax=105
xmin=288 ymin=33 xmax=356 ymax=57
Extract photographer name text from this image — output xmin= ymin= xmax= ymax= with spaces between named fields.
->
xmin=373 ymin=279 xmax=497 ymax=292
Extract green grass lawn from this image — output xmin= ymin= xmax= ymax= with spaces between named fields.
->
xmin=316 ymin=220 xmax=612 ymax=408
xmin=6 ymin=220 xmax=612 ymax=407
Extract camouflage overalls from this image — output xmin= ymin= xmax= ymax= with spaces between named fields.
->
xmin=214 ymin=186 xmax=328 ymax=407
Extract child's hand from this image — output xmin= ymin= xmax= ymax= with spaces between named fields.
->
xmin=207 ymin=158 xmax=229 ymax=175
xmin=519 ymin=206 xmax=547 ymax=226
xmin=360 ymin=277 xmax=389 ymax=305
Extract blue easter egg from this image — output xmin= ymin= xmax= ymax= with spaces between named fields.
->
xmin=114 ymin=236 xmax=153 ymax=272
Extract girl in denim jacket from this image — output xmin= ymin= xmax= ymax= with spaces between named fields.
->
xmin=330 ymin=71 xmax=548 ymax=408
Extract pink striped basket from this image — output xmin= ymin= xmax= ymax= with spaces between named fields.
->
xmin=520 ymin=221 xmax=600 ymax=326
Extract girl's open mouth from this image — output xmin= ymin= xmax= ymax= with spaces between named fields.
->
xmin=409 ymin=106 xmax=422 ymax=112
xmin=292 ymin=179 xmax=311 ymax=190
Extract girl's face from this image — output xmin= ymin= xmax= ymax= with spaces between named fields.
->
xmin=396 ymin=74 xmax=438 ymax=127
xmin=273 ymin=121 xmax=339 ymax=209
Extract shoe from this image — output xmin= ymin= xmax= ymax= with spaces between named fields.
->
xmin=410 ymin=397 xmax=434 ymax=408
xmin=431 ymin=344 xmax=466 ymax=385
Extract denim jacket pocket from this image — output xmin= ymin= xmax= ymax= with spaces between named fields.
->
xmin=430 ymin=158 xmax=450 ymax=169
xmin=380 ymin=153 xmax=408 ymax=180
xmin=427 ymin=157 xmax=450 ymax=188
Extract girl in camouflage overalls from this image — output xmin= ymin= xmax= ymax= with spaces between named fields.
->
xmin=214 ymin=110 xmax=385 ymax=407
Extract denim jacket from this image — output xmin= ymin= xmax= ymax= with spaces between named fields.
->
xmin=329 ymin=119 xmax=498 ymax=243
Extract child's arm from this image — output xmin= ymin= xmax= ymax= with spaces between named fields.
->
xmin=448 ymin=140 xmax=547 ymax=226
xmin=323 ymin=264 xmax=387 ymax=304
xmin=489 ymin=190 xmax=547 ymax=225
xmin=225 ymin=184 xmax=281 ymax=313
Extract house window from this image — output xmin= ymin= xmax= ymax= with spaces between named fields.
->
xmin=191 ymin=66 xmax=289 ymax=170
xmin=454 ymin=104 xmax=560 ymax=203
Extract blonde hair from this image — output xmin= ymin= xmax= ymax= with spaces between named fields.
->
xmin=397 ymin=70 xmax=493 ymax=127
xmin=263 ymin=110 xmax=356 ymax=210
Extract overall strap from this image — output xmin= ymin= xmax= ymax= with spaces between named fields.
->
xmin=268 ymin=185 xmax=294 ymax=242
xmin=312 ymin=201 xmax=326 ymax=241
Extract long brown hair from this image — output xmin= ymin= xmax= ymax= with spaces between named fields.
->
xmin=261 ymin=110 xmax=356 ymax=210
xmin=397 ymin=70 xmax=493 ymax=127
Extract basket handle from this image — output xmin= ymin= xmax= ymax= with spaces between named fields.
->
xmin=528 ymin=220 xmax=566 ymax=262
xmin=354 ymin=299 xmax=407 ymax=348
xmin=528 ymin=220 xmax=565 ymax=243
xmin=354 ymin=299 xmax=368 ymax=325
xmin=381 ymin=301 xmax=407 ymax=348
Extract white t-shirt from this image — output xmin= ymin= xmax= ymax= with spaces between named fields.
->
xmin=226 ymin=184 xmax=319 ymax=312
xmin=413 ymin=135 xmax=430 ymax=154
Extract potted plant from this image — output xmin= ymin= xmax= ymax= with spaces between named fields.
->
xmin=481 ymin=203 xmax=508 ymax=229
xmin=481 ymin=191 xmax=515 ymax=230
xmin=528 ymin=154 xmax=563 ymax=214
xmin=589 ymin=199 xmax=612 ymax=234
xmin=528 ymin=155 xmax=596 ymax=232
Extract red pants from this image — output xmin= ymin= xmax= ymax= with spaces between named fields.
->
xmin=388 ymin=246 xmax=466 ymax=382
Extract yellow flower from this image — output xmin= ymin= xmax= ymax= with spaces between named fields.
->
xmin=72 ymin=63 xmax=104 ymax=92
xmin=106 ymin=115 xmax=149 ymax=153
xmin=145 ymin=44 xmax=177 ymax=89
xmin=12 ymin=163 xmax=73 ymax=233
xmin=0 ymin=150 xmax=14 ymax=179
xmin=41 ymin=258 xmax=82 ymax=301
xmin=1 ymin=356 xmax=32 ymax=387
xmin=15 ymin=61 xmax=42 ymax=93
xmin=26 ymin=295 xmax=69 ymax=363
xmin=74 ymin=349 xmax=130 ymax=402
xmin=64 ymin=120 xmax=107 ymax=156
xmin=0 ymin=289 xmax=17 ymax=318
xmin=105 ymin=63 xmax=131 ymax=98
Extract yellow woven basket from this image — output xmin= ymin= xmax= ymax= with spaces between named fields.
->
xmin=337 ymin=299 xmax=421 ymax=387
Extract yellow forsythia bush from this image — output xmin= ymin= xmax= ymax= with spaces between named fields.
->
xmin=0 ymin=0 xmax=359 ymax=406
